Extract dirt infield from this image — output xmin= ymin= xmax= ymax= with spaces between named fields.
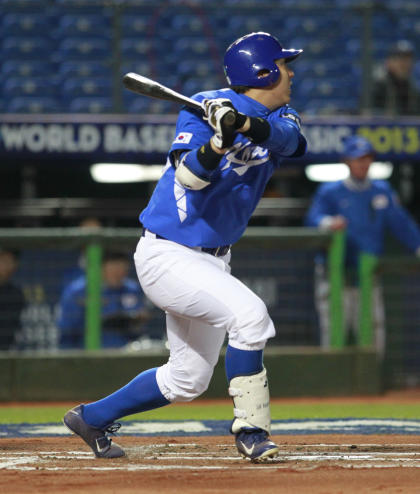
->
xmin=1 ymin=435 xmax=419 ymax=493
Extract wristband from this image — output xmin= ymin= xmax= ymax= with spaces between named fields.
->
xmin=241 ymin=117 xmax=270 ymax=144
xmin=197 ymin=142 xmax=224 ymax=171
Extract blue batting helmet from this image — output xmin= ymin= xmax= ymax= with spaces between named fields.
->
xmin=223 ymin=32 xmax=302 ymax=87
xmin=342 ymin=136 xmax=375 ymax=159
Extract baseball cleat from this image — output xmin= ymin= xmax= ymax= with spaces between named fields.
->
xmin=63 ymin=405 xmax=125 ymax=458
xmin=235 ymin=428 xmax=279 ymax=462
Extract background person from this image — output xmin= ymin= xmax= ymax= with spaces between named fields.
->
xmin=58 ymin=250 xmax=150 ymax=349
xmin=370 ymin=40 xmax=420 ymax=116
xmin=305 ymin=135 xmax=420 ymax=356
xmin=0 ymin=248 xmax=25 ymax=351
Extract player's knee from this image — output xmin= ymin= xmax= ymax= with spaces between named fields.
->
xmin=157 ymin=362 xmax=213 ymax=402
xmin=230 ymin=298 xmax=275 ymax=349
xmin=170 ymin=373 xmax=212 ymax=402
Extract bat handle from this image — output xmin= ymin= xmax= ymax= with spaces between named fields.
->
xmin=224 ymin=110 xmax=236 ymax=126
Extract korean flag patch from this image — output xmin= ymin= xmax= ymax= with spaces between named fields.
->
xmin=174 ymin=132 xmax=193 ymax=144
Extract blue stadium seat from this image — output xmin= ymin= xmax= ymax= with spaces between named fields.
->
xmin=1 ymin=36 xmax=51 ymax=60
xmin=125 ymin=97 xmax=176 ymax=115
xmin=57 ymin=38 xmax=111 ymax=61
xmin=1 ymin=13 xmax=51 ymax=36
xmin=1 ymin=60 xmax=55 ymax=78
xmin=2 ymin=77 xmax=58 ymax=98
xmin=295 ymin=59 xmax=358 ymax=79
xmin=67 ymin=97 xmax=114 ymax=113
xmin=173 ymin=37 xmax=212 ymax=59
xmin=414 ymin=61 xmax=420 ymax=82
xmin=304 ymin=98 xmax=359 ymax=115
xmin=6 ymin=96 xmax=62 ymax=113
xmin=120 ymin=37 xmax=154 ymax=59
xmin=398 ymin=17 xmax=420 ymax=38
xmin=61 ymin=77 xmax=112 ymax=99
xmin=120 ymin=61 xmax=153 ymax=79
xmin=52 ymin=13 xmax=111 ymax=39
xmin=58 ymin=61 xmax=111 ymax=79
xmin=169 ymin=14 xmax=206 ymax=34
xmin=121 ymin=14 xmax=153 ymax=37
xmin=293 ymin=75 xmax=359 ymax=103
xmin=225 ymin=14 xmax=269 ymax=34
xmin=177 ymin=60 xmax=216 ymax=78
xmin=181 ymin=76 xmax=223 ymax=97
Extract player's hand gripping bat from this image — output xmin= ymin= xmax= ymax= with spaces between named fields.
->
xmin=122 ymin=72 xmax=236 ymax=126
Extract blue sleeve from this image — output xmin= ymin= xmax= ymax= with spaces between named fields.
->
xmin=57 ymin=284 xmax=85 ymax=349
xmin=385 ymin=187 xmax=420 ymax=252
xmin=122 ymin=280 xmax=145 ymax=315
xmin=169 ymin=106 xmax=212 ymax=159
xmin=262 ymin=108 xmax=307 ymax=157
xmin=305 ymin=185 xmax=336 ymax=227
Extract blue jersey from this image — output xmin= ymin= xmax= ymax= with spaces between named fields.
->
xmin=305 ymin=178 xmax=420 ymax=267
xmin=140 ymin=89 xmax=306 ymax=247
xmin=58 ymin=276 xmax=145 ymax=349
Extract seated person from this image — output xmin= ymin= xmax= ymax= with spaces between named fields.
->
xmin=0 ymin=248 xmax=25 ymax=350
xmin=58 ymin=250 xmax=150 ymax=349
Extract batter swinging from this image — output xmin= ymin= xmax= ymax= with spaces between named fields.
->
xmin=64 ymin=32 xmax=306 ymax=462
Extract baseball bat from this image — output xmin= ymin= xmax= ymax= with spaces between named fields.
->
xmin=122 ymin=72 xmax=236 ymax=124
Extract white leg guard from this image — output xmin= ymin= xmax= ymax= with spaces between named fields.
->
xmin=229 ymin=368 xmax=271 ymax=434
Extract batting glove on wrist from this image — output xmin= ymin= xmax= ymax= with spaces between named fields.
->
xmin=202 ymin=98 xmax=247 ymax=149
xmin=278 ymin=105 xmax=302 ymax=130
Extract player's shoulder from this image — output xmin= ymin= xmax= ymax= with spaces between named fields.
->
xmin=64 ymin=275 xmax=86 ymax=296
xmin=191 ymin=88 xmax=235 ymax=103
xmin=371 ymin=179 xmax=393 ymax=193
xmin=122 ymin=278 xmax=140 ymax=292
xmin=317 ymin=181 xmax=344 ymax=194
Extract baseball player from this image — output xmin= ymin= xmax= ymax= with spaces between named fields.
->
xmin=305 ymin=135 xmax=420 ymax=356
xmin=64 ymin=32 xmax=306 ymax=462
xmin=58 ymin=250 xmax=149 ymax=349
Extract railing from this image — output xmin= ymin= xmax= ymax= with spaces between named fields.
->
xmin=0 ymin=226 xmax=343 ymax=351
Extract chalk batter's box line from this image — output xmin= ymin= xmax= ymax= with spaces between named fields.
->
xmin=1 ymin=418 xmax=420 ymax=438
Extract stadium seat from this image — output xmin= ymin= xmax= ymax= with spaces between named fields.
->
xmin=173 ymin=37 xmax=212 ymax=59
xmin=1 ymin=60 xmax=55 ymax=78
xmin=6 ymin=96 xmax=62 ymax=113
xmin=120 ymin=61 xmax=153 ymax=79
xmin=58 ymin=61 xmax=111 ymax=79
xmin=61 ymin=77 xmax=112 ymax=100
xmin=125 ymin=97 xmax=176 ymax=115
xmin=121 ymin=14 xmax=154 ymax=37
xmin=398 ymin=17 xmax=420 ymax=38
xmin=181 ymin=76 xmax=223 ymax=97
xmin=304 ymin=97 xmax=359 ymax=116
xmin=120 ymin=37 xmax=154 ymax=59
xmin=177 ymin=60 xmax=216 ymax=78
xmin=1 ymin=36 xmax=51 ymax=60
xmin=2 ymin=77 xmax=59 ymax=98
xmin=1 ymin=13 xmax=51 ymax=36
xmin=52 ymin=13 xmax=112 ymax=39
xmin=169 ymin=14 xmax=206 ymax=34
xmin=67 ymin=97 xmax=114 ymax=113
xmin=56 ymin=38 xmax=111 ymax=62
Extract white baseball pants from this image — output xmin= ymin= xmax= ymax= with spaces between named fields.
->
xmin=133 ymin=233 xmax=275 ymax=402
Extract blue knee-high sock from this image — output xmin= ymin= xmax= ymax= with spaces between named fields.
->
xmin=225 ymin=344 xmax=263 ymax=382
xmin=82 ymin=367 xmax=169 ymax=429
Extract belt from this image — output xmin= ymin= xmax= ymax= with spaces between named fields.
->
xmin=141 ymin=228 xmax=231 ymax=257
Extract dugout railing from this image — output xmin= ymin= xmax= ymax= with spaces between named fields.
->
xmin=3 ymin=225 xmax=419 ymax=387
xmin=0 ymin=226 xmax=346 ymax=352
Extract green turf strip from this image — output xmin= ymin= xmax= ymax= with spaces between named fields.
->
xmin=0 ymin=402 xmax=419 ymax=424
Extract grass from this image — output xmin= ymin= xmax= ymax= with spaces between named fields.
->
xmin=0 ymin=401 xmax=419 ymax=424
